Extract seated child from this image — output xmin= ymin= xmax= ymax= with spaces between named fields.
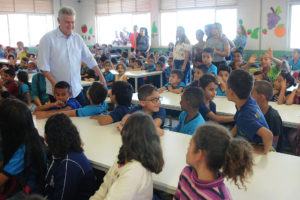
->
xmin=27 ymin=62 xmax=38 ymax=74
xmin=229 ymin=48 xmax=246 ymax=70
xmin=146 ymin=61 xmax=168 ymax=88
xmin=131 ymin=59 xmax=142 ymax=71
xmin=115 ymin=63 xmax=128 ymax=82
xmin=226 ymin=69 xmax=274 ymax=154
xmin=199 ymin=74 xmax=235 ymax=123
xmin=118 ymin=84 xmax=166 ymax=136
xmin=272 ymin=71 xmax=296 ymax=104
xmin=90 ymin=112 xmax=164 ymax=200
xmin=7 ymin=54 xmax=18 ymax=71
xmin=0 ymin=68 xmax=18 ymax=98
xmin=119 ymin=57 xmax=128 ymax=67
xmin=35 ymin=82 xmax=107 ymax=119
xmin=158 ymin=69 xmax=185 ymax=94
xmin=289 ymin=49 xmax=300 ymax=71
xmin=252 ymin=80 xmax=283 ymax=149
xmin=129 ymin=56 xmax=136 ymax=68
xmin=91 ymin=81 xmax=133 ymax=125
xmin=216 ymin=63 xmax=231 ymax=96
xmin=31 ymin=72 xmax=49 ymax=106
xmin=83 ymin=69 xmax=99 ymax=82
xmin=165 ymin=57 xmax=174 ymax=79
xmin=286 ymin=84 xmax=300 ymax=105
xmin=253 ymin=70 xmax=269 ymax=82
xmin=102 ymin=60 xmax=114 ymax=89
xmin=44 ymin=114 xmax=97 ymax=200
xmin=19 ymin=57 xmax=29 ymax=71
xmin=173 ymin=87 xmax=205 ymax=135
xmin=188 ymin=64 xmax=208 ymax=88
xmin=143 ymin=55 xmax=156 ymax=72
xmin=174 ymin=123 xmax=253 ymax=199
xmin=17 ymin=71 xmax=33 ymax=108
xmin=202 ymin=48 xmax=217 ymax=76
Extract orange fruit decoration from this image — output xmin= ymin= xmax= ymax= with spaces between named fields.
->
xmin=274 ymin=24 xmax=286 ymax=38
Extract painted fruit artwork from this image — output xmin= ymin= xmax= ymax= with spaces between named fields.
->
xmin=247 ymin=29 xmax=252 ymax=35
xmin=251 ymin=28 xmax=259 ymax=39
xmin=81 ymin=24 xmax=87 ymax=33
xmin=262 ymin=28 xmax=268 ymax=35
xmin=267 ymin=7 xmax=281 ymax=30
xmin=274 ymin=24 xmax=286 ymax=38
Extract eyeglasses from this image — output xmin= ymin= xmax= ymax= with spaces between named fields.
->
xmin=143 ymin=97 xmax=162 ymax=104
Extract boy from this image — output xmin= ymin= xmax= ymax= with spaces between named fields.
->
xmin=173 ymin=87 xmax=205 ymax=135
xmin=27 ymin=62 xmax=38 ymax=74
xmin=216 ymin=63 xmax=231 ymax=96
xmin=289 ymin=49 xmax=300 ymax=71
xmin=187 ymin=64 xmax=208 ymax=88
xmin=103 ymin=60 xmax=114 ymax=89
xmin=146 ymin=61 xmax=168 ymax=88
xmin=166 ymin=57 xmax=174 ymax=79
xmin=226 ymin=69 xmax=273 ymax=154
xmin=36 ymin=82 xmax=107 ymax=119
xmin=202 ymin=48 xmax=217 ymax=76
xmin=19 ymin=57 xmax=29 ymax=71
xmin=251 ymin=80 xmax=283 ymax=149
xmin=143 ymin=55 xmax=156 ymax=72
xmin=91 ymin=81 xmax=133 ymax=125
xmin=117 ymin=84 xmax=166 ymax=136
xmin=158 ymin=69 xmax=185 ymax=94
xmin=0 ymin=68 xmax=18 ymax=98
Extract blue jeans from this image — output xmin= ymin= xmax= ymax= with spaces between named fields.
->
xmin=174 ymin=60 xmax=190 ymax=84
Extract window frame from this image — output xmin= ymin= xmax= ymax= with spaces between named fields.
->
xmin=288 ymin=2 xmax=300 ymax=49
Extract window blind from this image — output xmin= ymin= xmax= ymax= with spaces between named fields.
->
xmin=95 ymin=0 xmax=150 ymax=15
xmin=0 ymin=0 xmax=53 ymax=14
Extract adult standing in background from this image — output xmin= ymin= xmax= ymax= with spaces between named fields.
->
xmin=192 ymin=29 xmax=206 ymax=67
xmin=16 ymin=41 xmax=24 ymax=58
xmin=37 ymin=7 xmax=105 ymax=106
xmin=129 ymin=25 xmax=139 ymax=52
xmin=134 ymin=27 xmax=150 ymax=57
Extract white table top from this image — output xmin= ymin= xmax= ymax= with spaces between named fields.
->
xmin=107 ymin=69 xmax=162 ymax=78
xmin=0 ymin=58 xmax=20 ymax=65
xmin=35 ymin=117 xmax=300 ymax=199
xmin=132 ymin=92 xmax=300 ymax=128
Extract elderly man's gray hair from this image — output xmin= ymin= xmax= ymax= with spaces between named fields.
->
xmin=58 ymin=7 xmax=76 ymax=19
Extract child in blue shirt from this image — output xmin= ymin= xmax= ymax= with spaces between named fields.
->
xmin=226 ymin=69 xmax=273 ymax=154
xmin=202 ymin=48 xmax=217 ymax=76
xmin=289 ymin=49 xmax=300 ymax=71
xmin=103 ymin=60 xmax=114 ymax=89
xmin=216 ymin=63 xmax=231 ymax=96
xmin=118 ymin=84 xmax=166 ymax=136
xmin=17 ymin=71 xmax=33 ymax=107
xmin=44 ymin=113 xmax=97 ymax=200
xmin=143 ymin=55 xmax=156 ymax=72
xmin=188 ymin=64 xmax=208 ymax=88
xmin=31 ymin=72 xmax=49 ymax=106
xmin=91 ymin=81 xmax=133 ymax=125
xmin=173 ymin=87 xmax=205 ymax=135
xmin=158 ymin=69 xmax=185 ymax=94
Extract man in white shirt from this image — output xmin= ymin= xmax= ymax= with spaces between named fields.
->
xmin=37 ymin=6 xmax=105 ymax=106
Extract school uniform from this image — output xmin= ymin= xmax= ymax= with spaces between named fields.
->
xmin=76 ymin=101 xmax=107 ymax=117
xmin=31 ymin=73 xmax=49 ymax=105
xmin=207 ymin=64 xmax=218 ymax=76
xmin=109 ymin=105 xmax=131 ymax=122
xmin=199 ymin=101 xmax=216 ymax=121
xmin=18 ymin=83 xmax=32 ymax=103
xmin=129 ymin=105 xmax=166 ymax=126
xmin=217 ymin=86 xmax=226 ymax=96
xmin=173 ymin=111 xmax=205 ymax=135
xmin=103 ymin=72 xmax=114 ymax=89
xmin=145 ymin=64 xmax=156 ymax=72
xmin=289 ymin=59 xmax=300 ymax=71
xmin=164 ymin=82 xmax=186 ymax=90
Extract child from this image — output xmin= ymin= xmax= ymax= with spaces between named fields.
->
xmin=7 ymin=54 xmax=18 ymax=71
xmin=187 ymin=64 xmax=208 ymax=88
xmin=202 ymin=48 xmax=217 ymax=76
xmin=27 ymin=62 xmax=38 ymax=74
xmin=173 ymin=87 xmax=205 ymax=135
xmin=226 ymin=69 xmax=273 ymax=154
xmin=118 ymin=84 xmax=166 ymax=136
xmin=102 ymin=60 xmax=114 ymax=89
xmin=83 ymin=69 xmax=98 ymax=82
xmin=31 ymin=72 xmax=49 ymax=106
xmin=216 ymin=63 xmax=231 ymax=96
xmin=253 ymin=70 xmax=268 ymax=82
xmin=158 ymin=69 xmax=185 ymax=94
xmin=35 ymin=82 xmax=107 ymax=119
xmin=17 ymin=71 xmax=33 ymax=107
xmin=165 ymin=57 xmax=174 ymax=79
xmin=229 ymin=48 xmax=246 ymax=70
xmin=91 ymin=81 xmax=133 ymax=125
xmin=252 ymin=80 xmax=283 ymax=149
xmin=0 ymin=68 xmax=18 ymax=98
xmin=143 ymin=55 xmax=156 ymax=72
xmin=174 ymin=123 xmax=253 ymax=199
xmin=289 ymin=49 xmax=300 ymax=71
xmin=44 ymin=114 xmax=97 ymax=200
xmin=129 ymin=56 xmax=136 ymax=68
xmin=90 ymin=112 xmax=164 ymax=200
xmin=131 ymin=59 xmax=142 ymax=71
xmin=0 ymin=99 xmax=46 ymax=197
xmin=199 ymin=74 xmax=234 ymax=123
xmin=286 ymin=84 xmax=300 ymax=105
xmin=272 ymin=71 xmax=296 ymax=104
xmin=146 ymin=61 xmax=168 ymax=88
xmin=19 ymin=57 xmax=29 ymax=71
xmin=115 ymin=63 xmax=128 ymax=82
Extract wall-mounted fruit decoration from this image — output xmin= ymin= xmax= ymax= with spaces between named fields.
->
xmin=81 ymin=25 xmax=94 ymax=41
xmin=274 ymin=24 xmax=286 ymax=38
xmin=247 ymin=29 xmax=252 ymax=35
xmin=81 ymin=24 xmax=87 ymax=33
xmin=267 ymin=6 xmax=281 ymax=30
xmin=262 ymin=28 xmax=268 ymax=35
xmin=251 ymin=28 xmax=259 ymax=39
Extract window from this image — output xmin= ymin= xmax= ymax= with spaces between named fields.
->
xmin=95 ymin=13 xmax=151 ymax=45
xmin=290 ymin=4 xmax=300 ymax=48
xmin=160 ymin=8 xmax=237 ymax=46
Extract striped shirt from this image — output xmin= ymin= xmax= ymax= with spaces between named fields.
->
xmin=173 ymin=166 xmax=231 ymax=200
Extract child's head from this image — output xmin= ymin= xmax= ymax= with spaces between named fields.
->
xmin=138 ymin=84 xmax=160 ymax=113
xmin=54 ymin=81 xmax=71 ymax=103
xmin=181 ymin=87 xmax=203 ymax=111
xmin=156 ymin=61 xmax=164 ymax=71
xmin=168 ymin=57 xmax=174 ymax=67
xmin=169 ymin=69 xmax=184 ymax=85
xmin=122 ymin=51 xmax=128 ymax=59
xmin=45 ymin=113 xmax=83 ymax=157
xmin=17 ymin=71 xmax=29 ymax=84
xmin=118 ymin=112 xmax=164 ymax=173
xmin=8 ymin=54 xmax=15 ymax=61
xmin=218 ymin=63 xmax=231 ymax=83
xmin=199 ymin=74 xmax=218 ymax=101
xmin=20 ymin=57 xmax=29 ymax=68
xmin=111 ymin=81 xmax=133 ymax=107
xmin=196 ymin=29 xmax=204 ymax=42
xmin=87 ymin=82 xmax=107 ymax=105
xmin=3 ymin=68 xmax=15 ymax=82
xmin=252 ymin=80 xmax=273 ymax=104
xmin=133 ymin=59 xmax=142 ymax=69
xmin=158 ymin=56 xmax=167 ymax=65
xmin=233 ymin=48 xmax=244 ymax=63
xmin=188 ymin=123 xmax=253 ymax=188
xmin=147 ymin=55 xmax=155 ymax=67
xmin=292 ymin=49 xmax=300 ymax=59
xmin=194 ymin=64 xmax=208 ymax=81
xmin=116 ymin=63 xmax=126 ymax=75
xmin=260 ymin=52 xmax=272 ymax=68
xmin=104 ymin=60 xmax=112 ymax=72
xmin=202 ymin=48 xmax=214 ymax=66
xmin=253 ymin=71 xmax=265 ymax=81
xmin=227 ymin=69 xmax=254 ymax=100
xmin=27 ymin=62 xmax=37 ymax=72
xmin=129 ymin=57 xmax=136 ymax=67
xmin=275 ymin=71 xmax=295 ymax=89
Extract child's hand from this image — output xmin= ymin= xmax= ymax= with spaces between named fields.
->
xmin=157 ymin=127 xmax=165 ymax=136
xmin=167 ymin=85 xmax=173 ymax=91
xmin=216 ymin=75 xmax=223 ymax=83
xmin=90 ymin=115 xmax=99 ymax=120
xmin=281 ymin=79 xmax=287 ymax=89
xmin=248 ymin=54 xmax=257 ymax=64
xmin=35 ymin=112 xmax=48 ymax=119
xmin=54 ymin=100 xmax=65 ymax=108
xmin=158 ymin=88 xmax=164 ymax=93
xmin=268 ymin=48 xmax=273 ymax=58
xmin=116 ymin=123 xmax=123 ymax=131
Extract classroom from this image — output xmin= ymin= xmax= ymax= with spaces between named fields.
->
xmin=0 ymin=0 xmax=300 ymax=199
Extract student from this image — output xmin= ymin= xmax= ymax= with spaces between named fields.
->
xmin=44 ymin=114 xmax=97 ymax=200
xmin=128 ymin=56 xmax=136 ymax=68
xmin=143 ymin=55 xmax=156 ymax=72
xmin=216 ymin=63 xmax=231 ymax=96
xmin=90 ymin=112 xmax=164 ymax=200
xmin=158 ymin=69 xmax=185 ymax=94
xmin=202 ymin=48 xmax=217 ymax=76
xmin=229 ymin=48 xmax=246 ymax=70
xmin=27 ymin=62 xmax=38 ymax=74
xmin=165 ymin=57 xmax=174 ymax=79
xmin=0 ymin=68 xmax=18 ymax=98
xmin=19 ymin=57 xmax=29 ymax=71
xmin=115 ymin=63 xmax=128 ymax=82
xmin=118 ymin=84 xmax=166 ymax=136
xmin=253 ymin=70 xmax=268 ymax=82
xmin=31 ymin=72 xmax=49 ymax=106
xmin=36 ymin=82 xmax=107 ymax=119
xmin=7 ymin=54 xmax=18 ymax=71
xmin=289 ymin=49 xmax=300 ymax=71
xmin=226 ymin=69 xmax=273 ymax=154
xmin=187 ymin=64 xmax=208 ymax=88
xmin=17 ymin=71 xmax=33 ymax=108
xmin=91 ymin=81 xmax=133 ymax=125
xmin=147 ymin=61 xmax=168 ymax=88
xmin=102 ymin=60 xmax=114 ymax=89
xmin=286 ymin=84 xmax=300 ymax=105
xmin=199 ymin=74 xmax=235 ymax=123
xmin=174 ymin=123 xmax=253 ymax=199
xmin=173 ymin=87 xmax=205 ymax=135
xmin=272 ymin=71 xmax=296 ymax=104
xmin=0 ymin=99 xmax=46 ymax=198
xmin=131 ymin=59 xmax=142 ymax=71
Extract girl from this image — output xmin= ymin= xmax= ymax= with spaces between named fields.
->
xmin=0 ymin=99 xmax=46 ymax=198
xmin=231 ymin=25 xmax=247 ymax=51
xmin=115 ymin=63 xmax=128 ymax=82
xmin=131 ymin=59 xmax=142 ymax=71
xmin=17 ymin=71 xmax=32 ymax=108
xmin=44 ymin=113 xmax=97 ymax=200
xmin=102 ymin=60 xmax=114 ymax=89
xmin=167 ymin=42 xmax=174 ymax=56
xmin=174 ymin=123 xmax=253 ymax=199
xmin=90 ymin=112 xmax=164 ymax=199
xmin=286 ymin=84 xmax=300 ymax=105
xmin=273 ymin=71 xmax=296 ymax=104
xmin=192 ymin=29 xmax=206 ymax=67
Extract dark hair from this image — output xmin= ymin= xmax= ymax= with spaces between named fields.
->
xmin=21 ymin=57 xmax=29 ymax=63
xmin=55 ymin=81 xmax=71 ymax=92
xmin=233 ymin=47 xmax=244 ymax=57
xmin=100 ymin=55 xmax=108 ymax=63
xmin=249 ymin=63 xmax=259 ymax=69
xmin=253 ymin=71 xmax=269 ymax=81
xmin=134 ymin=59 xmax=142 ymax=67
xmin=104 ymin=60 xmax=112 ymax=67
xmin=196 ymin=29 xmax=204 ymax=36
xmin=254 ymin=80 xmax=273 ymax=101
xmin=112 ymin=81 xmax=133 ymax=107
xmin=17 ymin=71 xmax=31 ymax=89
xmin=4 ymin=68 xmax=15 ymax=77
xmin=227 ymin=69 xmax=253 ymax=99
xmin=168 ymin=57 xmax=174 ymax=61
xmin=129 ymin=57 xmax=136 ymax=63
xmin=182 ymin=87 xmax=204 ymax=109
xmin=118 ymin=112 xmax=164 ymax=173
xmin=28 ymin=62 xmax=37 ymax=69
xmin=116 ymin=63 xmax=127 ymax=72
xmin=147 ymin=54 xmax=156 ymax=63
xmin=176 ymin=26 xmax=187 ymax=45
xmin=158 ymin=56 xmax=167 ymax=64
xmin=193 ymin=123 xmax=253 ymax=189
xmin=122 ymin=51 xmax=128 ymax=59
xmin=138 ymin=84 xmax=157 ymax=100
xmin=116 ymin=49 xmax=122 ymax=54
xmin=0 ymin=99 xmax=46 ymax=185
xmin=8 ymin=54 xmax=15 ymax=60
xmin=156 ymin=61 xmax=164 ymax=69
xmin=45 ymin=113 xmax=83 ymax=157
xmin=88 ymin=82 xmax=107 ymax=105
xmin=279 ymin=71 xmax=296 ymax=87
xmin=203 ymin=47 xmax=214 ymax=57
xmin=171 ymin=69 xmax=184 ymax=81
xmin=195 ymin=64 xmax=208 ymax=74
xmin=218 ymin=63 xmax=232 ymax=74
xmin=199 ymin=74 xmax=218 ymax=89
xmin=111 ymin=57 xmax=118 ymax=65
